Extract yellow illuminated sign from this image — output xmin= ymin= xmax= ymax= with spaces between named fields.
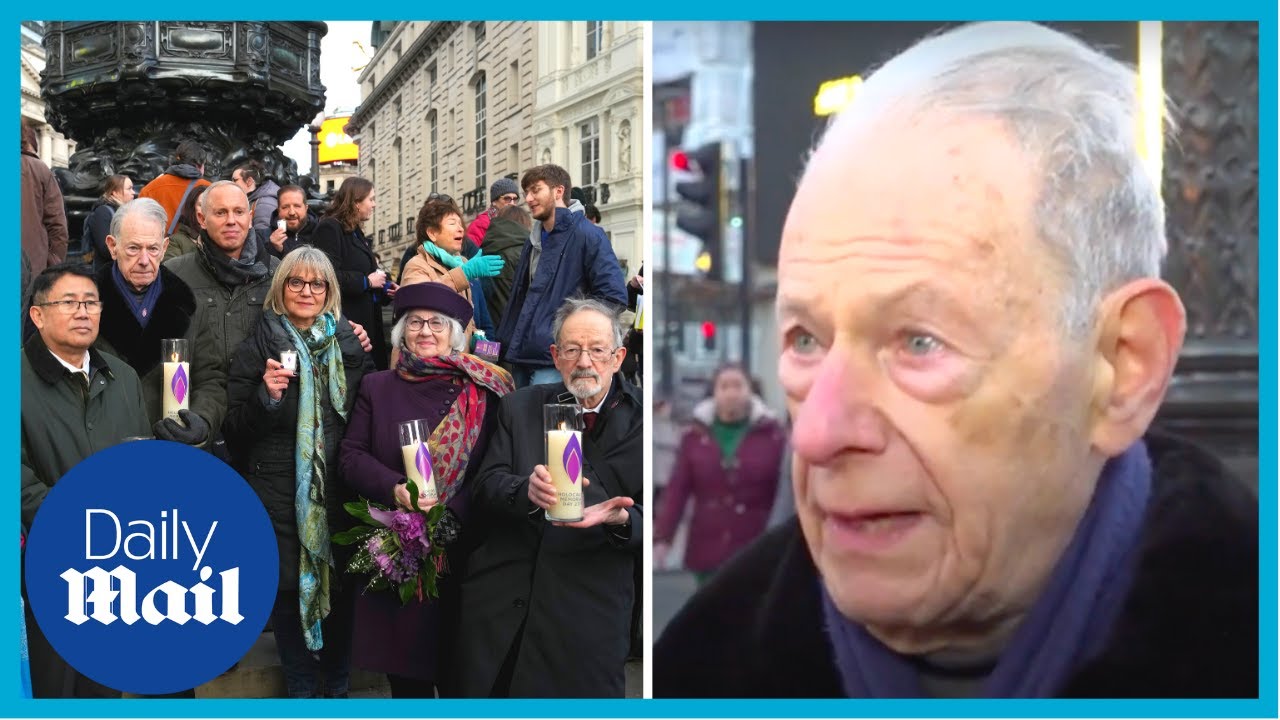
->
xmin=317 ymin=117 xmax=358 ymax=165
xmin=813 ymin=74 xmax=864 ymax=117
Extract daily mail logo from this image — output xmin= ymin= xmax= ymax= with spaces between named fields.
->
xmin=61 ymin=509 xmax=242 ymax=627
xmin=24 ymin=442 xmax=278 ymax=695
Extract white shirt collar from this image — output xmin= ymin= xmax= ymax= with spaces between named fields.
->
xmin=50 ymin=349 xmax=91 ymax=378
xmin=582 ymin=394 xmax=607 ymax=414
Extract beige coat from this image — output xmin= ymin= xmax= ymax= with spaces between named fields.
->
xmin=398 ymin=244 xmax=476 ymax=345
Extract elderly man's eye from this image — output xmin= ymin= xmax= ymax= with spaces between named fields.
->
xmin=789 ymin=330 xmax=821 ymax=355
xmin=903 ymin=333 xmax=944 ymax=356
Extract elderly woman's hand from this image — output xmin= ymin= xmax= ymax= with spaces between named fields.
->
xmin=395 ymin=482 xmax=438 ymax=511
xmin=262 ymin=358 xmax=293 ymax=401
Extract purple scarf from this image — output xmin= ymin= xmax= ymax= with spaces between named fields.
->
xmin=111 ymin=264 xmax=163 ymax=329
xmin=822 ymin=441 xmax=1152 ymax=698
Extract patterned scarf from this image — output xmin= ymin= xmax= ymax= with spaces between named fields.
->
xmin=110 ymin=264 xmax=163 ymax=328
xmin=279 ymin=311 xmax=349 ymax=652
xmin=395 ymin=350 xmax=514 ymax=503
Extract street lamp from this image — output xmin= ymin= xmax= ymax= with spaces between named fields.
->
xmin=308 ymin=111 xmax=324 ymax=188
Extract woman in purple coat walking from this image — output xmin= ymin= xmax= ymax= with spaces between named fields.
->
xmin=655 ymin=363 xmax=788 ymax=582
xmin=339 ymin=282 xmax=514 ymax=697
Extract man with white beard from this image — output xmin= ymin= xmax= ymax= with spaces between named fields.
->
xmin=455 ymin=297 xmax=643 ymax=697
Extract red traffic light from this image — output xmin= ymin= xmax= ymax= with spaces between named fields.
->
xmin=700 ymin=321 xmax=716 ymax=339
xmin=671 ymin=150 xmax=690 ymax=172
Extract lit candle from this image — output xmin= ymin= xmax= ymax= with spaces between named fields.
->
xmin=160 ymin=339 xmax=189 ymax=422
xmin=545 ymin=420 xmax=584 ymax=522
xmin=398 ymin=419 xmax=438 ymax=504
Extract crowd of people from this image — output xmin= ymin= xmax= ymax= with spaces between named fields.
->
xmin=20 ymin=136 xmax=644 ymax=699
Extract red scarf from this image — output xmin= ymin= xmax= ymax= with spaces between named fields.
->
xmin=395 ymin=351 xmax=514 ymax=502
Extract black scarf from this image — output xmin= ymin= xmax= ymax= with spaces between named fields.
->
xmin=198 ymin=230 xmax=269 ymax=286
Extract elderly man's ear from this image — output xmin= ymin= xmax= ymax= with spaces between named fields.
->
xmin=1088 ymin=279 xmax=1187 ymax=457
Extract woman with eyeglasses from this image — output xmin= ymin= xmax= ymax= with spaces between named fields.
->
xmin=339 ymin=282 xmax=513 ymax=698
xmin=312 ymin=176 xmax=396 ymax=370
xmin=222 ymin=246 xmax=374 ymax=698
xmin=400 ymin=196 xmax=504 ymax=341
xmin=83 ymin=175 xmax=135 ymax=270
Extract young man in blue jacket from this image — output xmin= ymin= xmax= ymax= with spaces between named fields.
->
xmin=495 ymin=164 xmax=627 ymax=387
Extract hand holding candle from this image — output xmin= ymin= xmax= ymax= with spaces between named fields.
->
xmin=543 ymin=405 xmax=585 ymax=522
xmin=160 ymin=338 xmax=189 ymax=422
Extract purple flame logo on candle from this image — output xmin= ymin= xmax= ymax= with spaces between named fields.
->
xmin=171 ymin=365 xmax=188 ymax=404
xmin=415 ymin=442 xmax=432 ymax=481
xmin=562 ymin=434 xmax=583 ymax=484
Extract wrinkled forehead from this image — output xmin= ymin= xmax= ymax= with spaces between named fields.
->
xmin=279 ymin=190 xmax=306 ymax=206
xmin=781 ymin=113 xmax=1041 ymax=274
xmin=118 ymin=214 xmax=165 ymax=243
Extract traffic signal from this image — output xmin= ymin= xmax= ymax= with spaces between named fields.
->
xmin=701 ymin=320 xmax=717 ymax=351
xmin=674 ymin=142 xmax=724 ymax=281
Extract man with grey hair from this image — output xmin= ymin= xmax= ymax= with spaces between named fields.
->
xmin=655 ymin=22 xmax=1256 ymax=698
xmin=457 ymin=296 xmax=643 ymax=697
xmin=93 ymin=198 xmax=224 ymax=445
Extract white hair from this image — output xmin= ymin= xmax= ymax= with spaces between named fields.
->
xmin=552 ymin=296 xmax=626 ymax=348
xmin=818 ymin=21 xmax=1170 ymax=334
xmin=391 ymin=311 xmax=467 ymax=355
xmin=109 ymin=197 xmax=168 ymax=238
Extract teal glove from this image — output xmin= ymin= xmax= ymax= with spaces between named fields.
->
xmin=423 ymin=241 xmax=464 ymax=269
xmin=462 ymin=248 xmax=504 ymax=281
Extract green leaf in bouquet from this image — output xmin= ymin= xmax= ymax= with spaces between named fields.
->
xmin=344 ymin=500 xmax=379 ymax=526
xmin=368 ymin=575 xmax=389 ymax=592
xmin=398 ymin=580 xmax=415 ymax=605
xmin=405 ymin=479 xmax=422 ymax=512
xmin=423 ymin=569 xmax=439 ymax=600
xmin=332 ymin=525 xmax=376 ymax=546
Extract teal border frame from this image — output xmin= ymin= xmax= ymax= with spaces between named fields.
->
xmin=7 ymin=6 xmax=1275 ymax=717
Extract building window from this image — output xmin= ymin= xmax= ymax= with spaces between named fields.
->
xmin=394 ymin=96 xmax=402 ymax=117
xmin=586 ymin=21 xmax=603 ymax=60
xmin=473 ymin=21 xmax=486 ymax=45
xmin=327 ymin=180 xmax=335 ymax=193
xmin=427 ymin=63 xmax=437 ymax=89
xmin=474 ymin=73 xmax=487 ymax=191
xmin=579 ymin=117 xmax=600 ymax=187
xmin=429 ymin=113 xmax=438 ymax=193
xmin=508 ymin=143 xmax=519 ymax=178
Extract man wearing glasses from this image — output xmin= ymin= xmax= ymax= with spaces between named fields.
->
xmin=458 ymin=297 xmax=642 ymax=697
xmin=464 ymin=177 xmax=522 ymax=252
xmin=21 ymin=262 xmax=150 ymax=697
xmin=93 ymin=198 xmax=225 ymax=449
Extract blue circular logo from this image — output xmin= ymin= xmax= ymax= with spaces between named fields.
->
xmin=24 ymin=441 xmax=279 ymax=695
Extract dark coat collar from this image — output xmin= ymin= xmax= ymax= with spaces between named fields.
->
xmin=95 ymin=263 xmax=196 ymax=375
xmin=24 ymin=331 xmax=113 ymax=386
xmin=656 ymin=431 xmax=1258 ymax=698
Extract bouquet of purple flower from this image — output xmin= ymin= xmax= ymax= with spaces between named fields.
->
xmin=332 ymin=480 xmax=447 ymax=604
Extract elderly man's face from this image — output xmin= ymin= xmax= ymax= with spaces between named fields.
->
xmin=551 ymin=309 xmax=624 ymax=407
xmin=198 ymin=185 xmax=251 ymax=258
xmin=777 ymin=114 xmax=1102 ymax=653
xmin=106 ymin=212 xmax=168 ymax=292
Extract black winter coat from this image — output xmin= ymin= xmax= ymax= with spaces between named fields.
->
xmin=311 ymin=217 xmax=389 ymax=369
xmin=222 ymin=310 xmax=374 ymax=591
xmin=654 ymin=432 xmax=1258 ymax=698
xmin=456 ymin=377 xmax=643 ymax=697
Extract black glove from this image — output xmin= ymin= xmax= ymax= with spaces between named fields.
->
xmin=431 ymin=506 xmax=462 ymax=548
xmin=153 ymin=409 xmax=210 ymax=446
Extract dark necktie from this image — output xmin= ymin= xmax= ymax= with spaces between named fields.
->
xmin=583 ymin=411 xmax=598 ymax=433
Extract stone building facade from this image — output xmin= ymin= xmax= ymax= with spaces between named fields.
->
xmin=347 ymin=21 xmax=537 ymax=264
xmin=532 ymin=22 xmax=645 ymax=275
